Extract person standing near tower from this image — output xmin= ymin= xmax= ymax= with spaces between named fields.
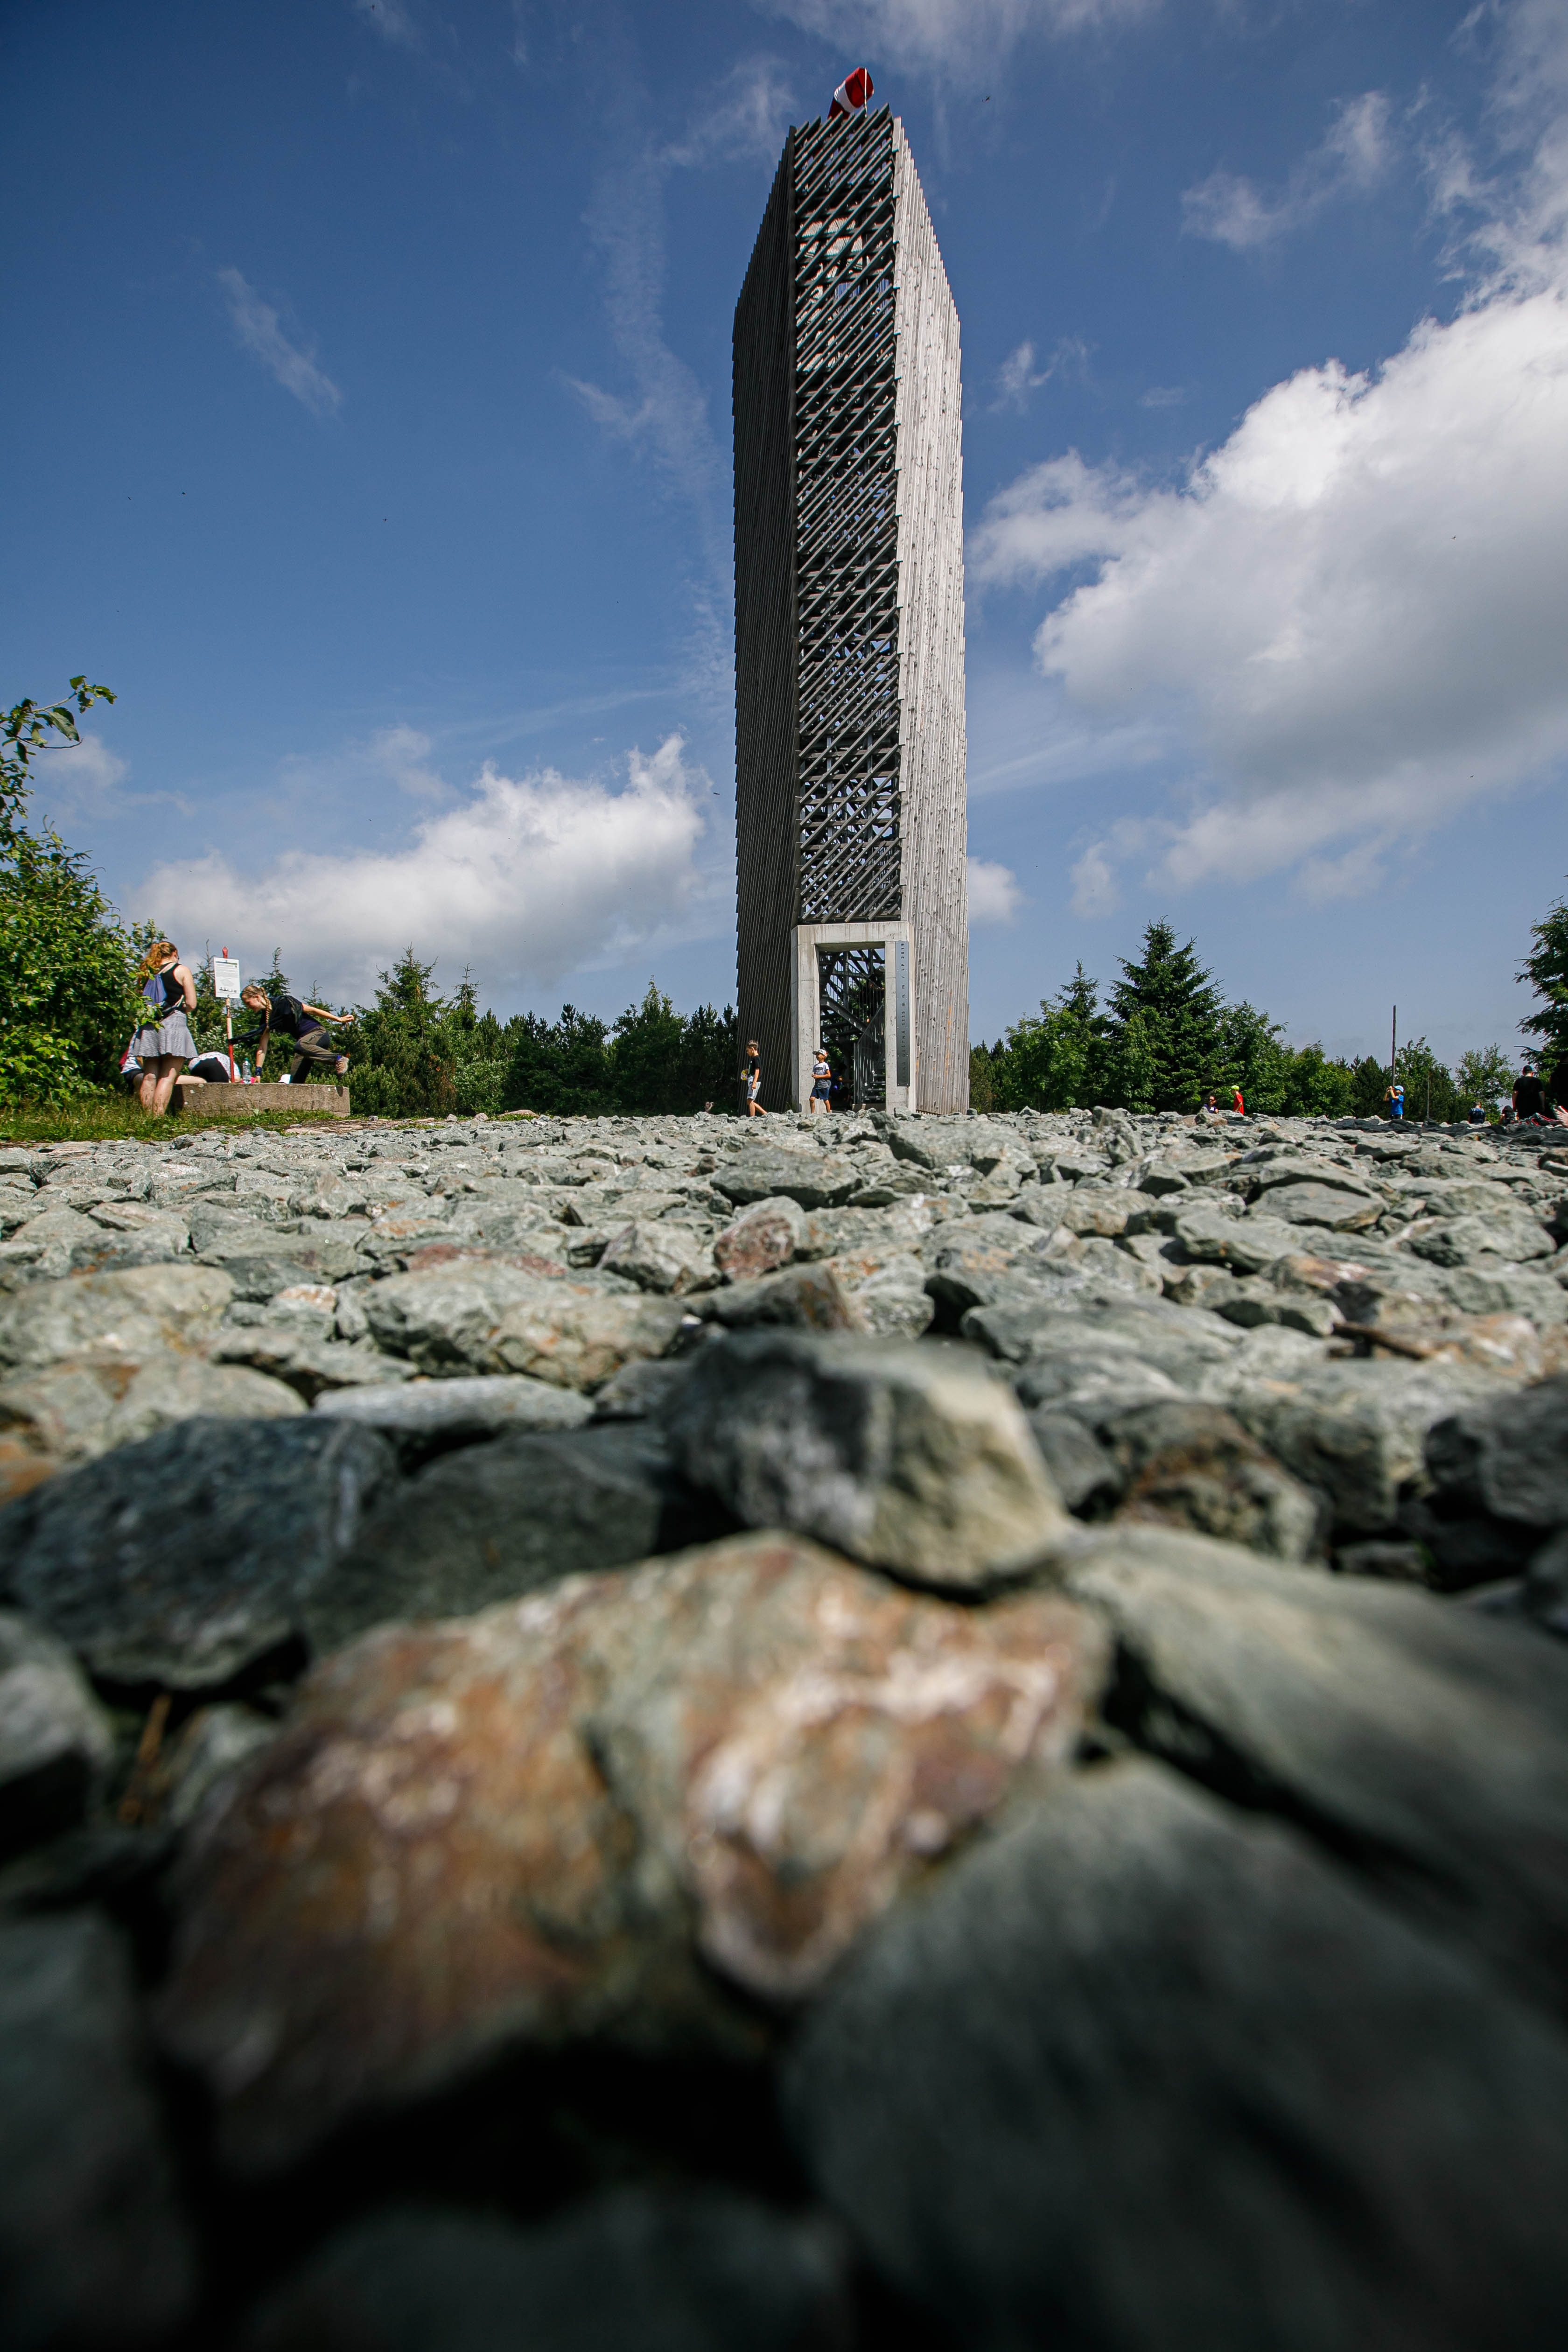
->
xmin=743 ymin=1040 xmax=767 ymax=1118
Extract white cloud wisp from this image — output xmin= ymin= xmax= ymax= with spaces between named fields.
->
xmin=217 ymin=269 xmax=342 ymax=416
xmin=140 ymin=734 xmax=714 ymax=1006
xmin=759 ymin=0 xmax=1156 ymax=78
xmin=1183 ymin=91 xmax=1392 ymax=251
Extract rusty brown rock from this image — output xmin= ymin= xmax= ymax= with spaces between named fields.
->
xmin=713 ymin=1197 xmax=806 ymax=1282
xmin=157 ymin=1532 xmax=1104 ymax=2170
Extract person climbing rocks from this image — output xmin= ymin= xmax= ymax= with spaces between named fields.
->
xmin=1230 ymin=1085 xmax=1245 ymax=1116
xmin=238 ymin=985 xmax=354 ymax=1084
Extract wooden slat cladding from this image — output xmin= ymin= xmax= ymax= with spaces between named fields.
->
xmin=892 ymin=125 xmax=969 ymax=1111
xmin=735 ymin=111 xmax=967 ymax=1112
xmin=792 ymin=109 xmax=902 ymax=929
xmin=733 ymin=136 xmax=798 ymax=1112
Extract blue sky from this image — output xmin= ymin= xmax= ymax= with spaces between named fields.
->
xmin=7 ymin=0 xmax=1567 ymax=1067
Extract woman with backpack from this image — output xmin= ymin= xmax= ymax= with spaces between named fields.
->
xmin=132 ymin=941 xmax=196 ymax=1116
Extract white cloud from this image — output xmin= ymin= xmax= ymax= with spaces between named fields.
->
xmin=138 ymin=734 xmax=714 ymax=1006
xmin=660 ymin=57 xmax=795 ymax=170
xmin=967 ymin=858 xmax=1022 ymax=923
xmin=972 ymin=62 xmax=1568 ymax=911
xmin=217 ymin=269 xmax=342 ymax=416
xmin=1069 ymin=840 xmax=1118 ymax=917
xmin=757 ymin=0 xmax=1155 ymax=78
xmin=26 ymin=730 xmax=127 ymax=813
xmin=1183 ymin=91 xmax=1392 ymax=251
xmin=350 ymin=0 xmax=420 ymax=49
xmin=991 ymin=335 xmax=1089 ymax=413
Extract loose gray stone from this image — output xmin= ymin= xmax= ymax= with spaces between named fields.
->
xmin=0 ymin=1262 xmax=233 ymax=1371
xmin=710 ymin=1151 xmax=865 ymax=1211
xmin=707 ymin=1261 xmax=863 ymax=1331
xmin=0 ymin=1612 xmax=113 ymax=1857
xmin=1101 ymin=1397 xmax=1326 ymax=1561
xmin=242 ymin=2188 xmax=850 ymax=2352
xmin=0 ymin=1911 xmax=196 ymax=2349
xmin=1171 ymin=1205 xmax=1303 ymax=1274
xmin=1054 ymin=1524 xmax=1568 ymax=2016
xmin=1220 ymin=1357 xmax=1504 ymax=1535
xmin=666 ymin=1330 xmax=1067 ymax=1588
xmin=784 ymin=1759 xmax=1568 ymax=2352
xmin=1026 ymin=1408 xmax=1125 ymax=1516
xmin=1407 ymin=1211 xmax=1554 ymax=1267
xmin=0 ymin=1351 xmax=305 ymax=1468
xmin=365 ymin=1262 xmax=686 ymax=1389
xmin=313 ymin=1373 xmax=594 ymax=1447
xmin=1260 ymin=1181 xmax=1383 ymax=1231
xmin=0 ymin=1417 xmax=401 ymax=1687
xmin=599 ymin=1220 xmax=718 ymax=1296
xmin=304 ymin=1422 xmax=735 ymax=1653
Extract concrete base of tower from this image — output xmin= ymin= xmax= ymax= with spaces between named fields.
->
xmin=791 ymin=922 xmax=916 ymax=1114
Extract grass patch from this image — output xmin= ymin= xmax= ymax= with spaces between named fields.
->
xmin=0 ymin=1095 xmax=371 ymax=1146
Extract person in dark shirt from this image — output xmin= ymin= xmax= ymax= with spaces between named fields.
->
xmin=237 ymin=986 xmax=354 ymax=1083
xmin=1513 ymin=1065 xmax=1545 ymax=1121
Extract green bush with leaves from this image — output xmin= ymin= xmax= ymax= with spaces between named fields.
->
xmin=1 ymin=679 xmax=136 ymax=1108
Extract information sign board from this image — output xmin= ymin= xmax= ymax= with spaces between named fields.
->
xmin=210 ymin=957 xmax=242 ymax=1001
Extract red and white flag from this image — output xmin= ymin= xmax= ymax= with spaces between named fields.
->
xmin=829 ymin=67 xmax=874 ymax=119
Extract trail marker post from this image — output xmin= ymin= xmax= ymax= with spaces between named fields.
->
xmin=212 ymin=952 xmax=242 ymax=1083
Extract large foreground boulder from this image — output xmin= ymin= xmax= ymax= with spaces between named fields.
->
xmin=784 ymin=1759 xmax=1568 ymax=2352
xmin=158 ymin=1532 xmax=1104 ymax=2168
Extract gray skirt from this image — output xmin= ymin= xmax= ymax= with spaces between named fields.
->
xmin=134 ymin=1014 xmax=196 ymax=1061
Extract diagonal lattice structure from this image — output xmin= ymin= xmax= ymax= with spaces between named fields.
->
xmin=734 ymin=107 xmax=968 ymax=1113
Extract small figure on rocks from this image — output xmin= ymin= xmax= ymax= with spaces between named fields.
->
xmin=1514 ymin=1064 xmax=1545 ymax=1122
xmin=1469 ymin=1099 xmax=1489 ymax=1126
xmin=238 ymin=985 xmax=354 ymax=1084
xmin=1385 ymin=1079 xmax=1406 ymax=1121
xmin=1230 ymin=1085 xmax=1245 ymax=1116
xmin=810 ymin=1046 xmax=832 ymax=1115
xmin=133 ymin=940 xmax=196 ymax=1117
xmin=742 ymin=1040 xmax=767 ymax=1118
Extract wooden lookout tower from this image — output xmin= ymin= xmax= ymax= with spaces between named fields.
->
xmin=733 ymin=105 xmax=968 ymax=1113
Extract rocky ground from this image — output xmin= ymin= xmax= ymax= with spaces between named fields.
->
xmin=2 ymin=1100 xmax=1568 ymax=2349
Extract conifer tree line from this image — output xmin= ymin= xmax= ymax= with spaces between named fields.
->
xmin=968 ymin=919 xmax=1530 ymax=1124
xmin=5 ymin=681 xmax=1567 ymax=1118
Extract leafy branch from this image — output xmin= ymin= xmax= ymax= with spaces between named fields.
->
xmin=2 ymin=678 xmax=117 ymax=844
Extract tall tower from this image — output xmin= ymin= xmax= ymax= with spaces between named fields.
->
xmin=733 ymin=105 xmax=968 ymax=1114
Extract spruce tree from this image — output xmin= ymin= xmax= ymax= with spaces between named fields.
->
xmin=1520 ymin=886 xmax=1568 ymax=1069
xmin=1108 ymin=921 xmax=1224 ymax=1112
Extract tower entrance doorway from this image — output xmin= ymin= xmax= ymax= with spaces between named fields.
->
xmin=819 ymin=945 xmax=886 ymax=1108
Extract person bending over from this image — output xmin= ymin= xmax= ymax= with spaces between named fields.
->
xmin=238 ymin=984 xmax=354 ymax=1083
